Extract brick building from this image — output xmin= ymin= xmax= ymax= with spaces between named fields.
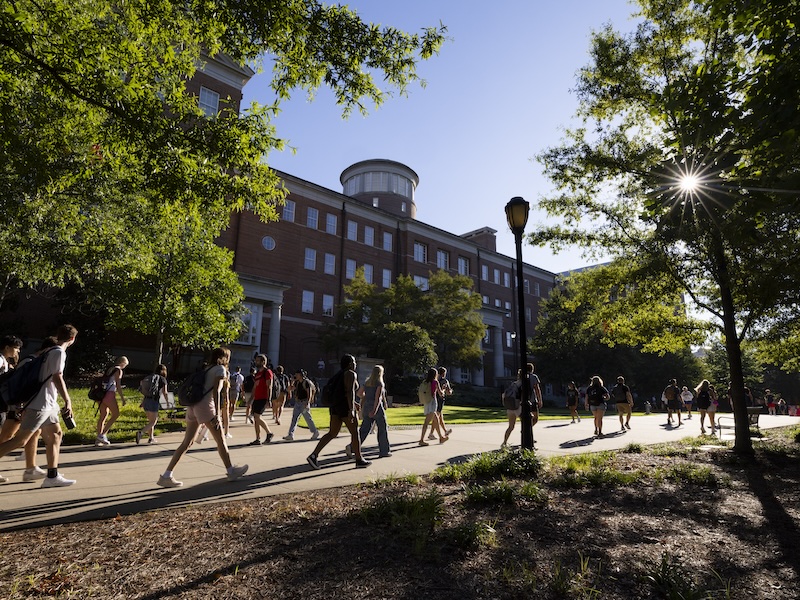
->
xmin=218 ymin=158 xmax=557 ymax=387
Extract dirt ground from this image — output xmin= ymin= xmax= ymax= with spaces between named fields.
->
xmin=2 ymin=428 xmax=799 ymax=599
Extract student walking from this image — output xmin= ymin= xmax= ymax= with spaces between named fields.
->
xmin=283 ymin=370 xmax=320 ymax=441
xmin=695 ymin=379 xmax=715 ymax=435
xmin=0 ymin=324 xmax=78 ymax=486
xmin=418 ymin=368 xmax=448 ymax=445
xmin=663 ymin=379 xmax=682 ymax=426
xmin=95 ymin=356 xmax=128 ymax=446
xmin=346 ymin=365 xmax=392 ymax=458
xmin=428 ymin=367 xmax=453 ymax=440
xmin=585 ymin=375 xmax=609 ymax=438
xmin=157 ymin=347 xmax=247 ymax=488
xmin=136 ymin=365 xmax=168 ymax=444
xmin=680 ymin=386 xmax=694 ymax=419
xmin=566 ymin=381 xmax=581 ymax=423
xmin=610 ymin=376 xmax=633 ymax=431
xmin=306 ymin=354 xmax=371 ymax=470
xmin=249 ymin=354 xmax=274 ymax=445
xmin=502 ymin=369 xmax=524 ymax=447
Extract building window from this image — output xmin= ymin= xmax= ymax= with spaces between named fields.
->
xmin=198 ymin=86 xmax=220 ymax=116
xmin=346 ymin=259 xmax=356 ymax=279
xmin=401 ymin=201 xmax=407 ymax=213
xmin=301 ymin=291 xmax=314 ymax=313
xmin=364 ymin=264 xmax=373 ymax=284
xmin=382 ymin=268 xmax=392 ymax=288
xmin=524 ymin=279 xmax=530 ymax=294
xmin=326 ymin=213 xmax=337 ymax=234
xmin=483 ymin=329 xmax=490 ymax=343
xmin=324 ymin=253 xmax=335 ymax=275
xmin=414 ymin=275 xmax=429 ymax=290
xmin=505 ymin=301 xmax=511 ymax=311
xmin=526 ymin=306 xmax=532 ymax=322
xmin=436 ymin=250 xmax=449 ymax=270
xmin=493 ymin=268 xmax=500 ymax=284
xmin=383 ymin=232 xmax=393 ymax=251
xmin=460 ymin=370 xmax=471 ymax=384
xmin=261 ymin=236 xmax=276 ymax=251
xmin=235 ymin=302 xmax=262 ymax=345
xmin=304 ymin=248 xmax=316 ymax=271
xmin=414 ymin=242 xmax=428 ymax=264
xmin=282 ymin=199 xmax=295 ymax=222
xmin=506 ymin=331 xmax=513 ymax=348
xmin=482 ymin=295 xmax=489 ymax=305
xmin=347 ymin=220 xmax=358 ymax=241
xmin=364 ymin=226 xmax=375 ymax=247
xmin=322 ymin=294 xmax=334 ymax=317
xmin=504 ymin=272 xmax=511 ymax=288
xmin=373 ymin=198 xmax=379 ymax=208
xmin=534 ymin=282 xmax=541 ymax=296
xmin=481 ymin=265 xmax=489 ymax=280
xmin=307 ymin=207 xmax=318 ymax=229
xmin=458 ymin=256 xmax=469 ymax=276
xmin=495 ymin=299 xmax=502 ymax=308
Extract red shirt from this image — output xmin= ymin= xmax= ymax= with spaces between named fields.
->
xmin=253 ymin=368 xmax=273 ymax=400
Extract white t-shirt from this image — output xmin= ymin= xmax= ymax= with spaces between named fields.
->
xmin=681 ymin=390 xmax=694 ymax=403
xmin=0 ymin=355 xmax=8 ymax=375
xmin=27 ymin=347 xmax=65 ymax=412
xmin=203 ymin=364 xmax=227 ymax=402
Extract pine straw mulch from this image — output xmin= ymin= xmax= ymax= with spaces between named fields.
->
xmin=2 ymin=428 xmax=800 ymax=600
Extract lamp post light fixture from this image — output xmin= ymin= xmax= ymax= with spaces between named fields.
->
xmin=505 ymin=196 xmax=534 ymax=450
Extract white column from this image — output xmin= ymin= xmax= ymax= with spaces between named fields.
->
xmin=267 ymin=302 xmax=282 ymax=364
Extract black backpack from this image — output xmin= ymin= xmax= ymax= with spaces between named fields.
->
xmin=243 ymin=374 xmax=255 ymax=393
xmin=177 ymin=367 xmax=212 ymax=407
xmin=320 ymin=370 xmax=345 ymax=407
xmin=0 ymin=349 xmax=57 ymax=412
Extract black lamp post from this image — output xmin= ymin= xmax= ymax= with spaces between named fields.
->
xmin=505 ymin=196 xmax=534 ymax=450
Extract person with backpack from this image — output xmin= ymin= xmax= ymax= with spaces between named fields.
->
xmin=228 ymin=366 xmax=244 ymax=422
xmin=0 ymin=324 xmax=78 ymax=487
xmin=502 ymin=369 xmax=524 ymax=447
xmin=345 ymin=364 xmax=392 ymax=458
xmin=306 ymin=354 xmax=371 ymax=470
xmin=157 ymin=346 xmax=248 ymax=488
xmin=663 ymin=378 xmax=682 ymax=427
xmin=242 ymin=367 xmax=256 ymax=423
xmin=249 ymin=354 xmax=275 ymax=445
xmin=585 ymin=375 xmax=610 ymax=438
xmin=135 ymin=364 xmax=169 ymax=445
xmin=611 ymin=375 xmax=634 ymax=431
xmin=94 ymin=356 xmax=129 ymax=446
xmin=271 ymin=364 xmax=290 ymax=425
xmin=283 ymin=370 xmax=320 ymax=441
xmin=418 ymin=367 xmax=448 ymax=446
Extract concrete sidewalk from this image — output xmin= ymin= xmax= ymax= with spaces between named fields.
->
xmin=1 ymin=411 xmax=797 ymax=531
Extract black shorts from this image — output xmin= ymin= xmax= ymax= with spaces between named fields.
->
xmin=252 ymin=398 xmax=268 ymax=415
xmin=329 ymin=402 xmax=350 ymax=419
xmin=436 ymin=396 xmax=445 ymax=412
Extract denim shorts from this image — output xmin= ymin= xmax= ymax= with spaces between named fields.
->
xmin=589 ymin=403 xmax=607 ymax=413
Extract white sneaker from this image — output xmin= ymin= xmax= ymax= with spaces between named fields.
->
xmin=95 ymin=436 xmax=110 ymax=447
xmin=427 ymin=433 xmax=436 ymax=440
xmin=0 ymin=473 xmax=7 ymax=483
xmin=225 ymin=433 xmax=233 ymax=439
xmin=227 ymin=464 xmax=248 ymax=481
xmin=41 ymin=474 xmax=76 ymax=488
xmin=229 ymin=416 xmax=236 ymax=422
xmin=283 ymin=435 xmax=294 ymax=441
xmin=157 ymin=475 xmax=183 ymax=488
xmin=345 ymin=444 xmax=353 ymax=458
xmin=311 ymin=431 xmax=320 ymax=440
xmin=23 ymin=466 xmax=47 ymax=482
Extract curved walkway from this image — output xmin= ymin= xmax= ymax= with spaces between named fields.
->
xmin=1 ymin=411 xmax=797 ymax=531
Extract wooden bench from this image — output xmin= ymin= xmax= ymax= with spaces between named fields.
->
xmin=716 ymin=406 xmax=762 ymax=439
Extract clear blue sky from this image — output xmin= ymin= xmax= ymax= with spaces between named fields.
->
xmin=242 ymin=0 xmax=638 ymax=274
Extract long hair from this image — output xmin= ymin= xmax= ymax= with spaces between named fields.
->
xmin=365 ymin=365 xmax=385 ymax=388
xmin=424 ymin=367 xmax=437 ymax=383
xmin=695 ymin=379 xmax=709 ymax=396
xmin=211 ymin=347 xmax=230 ymax=366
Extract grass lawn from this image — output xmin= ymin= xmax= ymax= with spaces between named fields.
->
xmin=61 ymin=387 xmax=649 ymax=443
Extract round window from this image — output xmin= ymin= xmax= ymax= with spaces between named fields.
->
xmin=261 ymin=236 xmax=276 ymax=251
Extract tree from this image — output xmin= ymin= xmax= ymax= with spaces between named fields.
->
xmin=532 ymin=0 xmax=800 ymax=453
xmin=322 ymin=270 xmax=484 ymax=375
xmin=532 ymin=268 xmax=702 ymax=398
xmin=1 ymin=1 xmax=445 ymax=344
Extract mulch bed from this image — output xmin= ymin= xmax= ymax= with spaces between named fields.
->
xmin=2 ymin=430 xmax=800 ymax=599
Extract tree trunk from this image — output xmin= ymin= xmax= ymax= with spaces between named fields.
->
xmin=713 ymin=239 xmax=753 ymax=455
